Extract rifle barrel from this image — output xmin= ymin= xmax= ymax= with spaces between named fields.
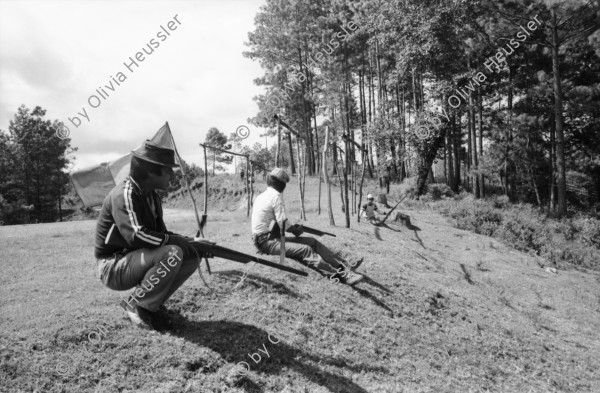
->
xmin=192 ymin=242 xmax=308 ymax=276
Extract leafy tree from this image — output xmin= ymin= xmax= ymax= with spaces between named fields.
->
xmin=204 ymin=127 xmax=232 ymax=175
xmin=0 ymin=105 xmax=76 ymax=224
xmin=168 ymin=159 xmax=203 ymax=193
xmin=244 ymin=0 xmax=600 ymax=217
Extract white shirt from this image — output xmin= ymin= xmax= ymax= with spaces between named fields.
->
xmin=251 ymin=187 xmax=287 ymax=235
xmin=361 ymin=202 xmax=379 ymax=218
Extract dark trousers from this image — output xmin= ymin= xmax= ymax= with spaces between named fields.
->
xmin=97 ymin=245 xmax=199 ymax=312
xmin=253 ymin=235 xmax=348 ymax=275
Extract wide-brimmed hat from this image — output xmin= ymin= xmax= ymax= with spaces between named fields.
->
xmin=270 ymin=167 xmax=290 ymax=183
xmin=131 ymin=141 xmax=180 ymax=168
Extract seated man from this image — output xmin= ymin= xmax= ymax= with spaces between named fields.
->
xmin=251 ymin=168 xmax=364 ymax=286
xmin=94 ymin=141 xmax=213 ymax=330
xmin=360 ymin=194 xmax=385 ymax=225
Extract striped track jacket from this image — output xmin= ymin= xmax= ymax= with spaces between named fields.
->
xmin=94 ymin=177 xmax=173 ymax=259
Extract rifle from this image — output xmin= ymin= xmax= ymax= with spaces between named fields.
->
xmin=269 ymin=220 xmax=336 ymax=238
xmin=191 ymin=241 xmax=308 ymax=277
xmin=381 ymin=193 xmax=410 ymax=224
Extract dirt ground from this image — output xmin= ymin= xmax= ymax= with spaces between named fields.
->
xmin=1 ymin=176 xmax=599 ymax=393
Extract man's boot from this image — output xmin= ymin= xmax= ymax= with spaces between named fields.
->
xmin=120 ymin=299 xmax=155 ymax=330
xmin=339 ymin=270 xmax=364 ymax=286
xmin=333 ymin=265 xmax=364 ymax=286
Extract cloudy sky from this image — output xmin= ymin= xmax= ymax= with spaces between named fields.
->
xmin=0 ymin=0 xmax=268 ymax=170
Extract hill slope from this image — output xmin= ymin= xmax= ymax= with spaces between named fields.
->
xmin=1 ymin=176 xmax=599 ymax=393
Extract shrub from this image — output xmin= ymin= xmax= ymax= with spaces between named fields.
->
xmin=428 ymin=183 xmax=454 ymax=200
xmin=432 ymin=196 xmax=600 ymax=271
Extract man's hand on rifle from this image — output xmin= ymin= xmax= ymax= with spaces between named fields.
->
xmin=191 ymin=236 xmax=216 ymax=258
xmin=287 ymin=223 xmax=304 ymax=237
xmin=167 ymin=234 xmax=198 ymax=258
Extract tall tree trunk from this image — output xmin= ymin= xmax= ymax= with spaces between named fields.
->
xmin=359 ymin=68 xmax=374 ymax=179
xmin=343 ymin=140 xmax=350 ymax=228
xmin=444 ymin=137 xmax=448 ymax=182
xmin=415 ymin=134 xmax=447 ymax=197
xmin=411 ymin=67 xmax=418 ymax=112
xmin=323 ymin=126 xmax=335 ymax=225
xmin=400 ymin=86 xmax=407 ymax=180
xmin=478 ymin=86 xmax=485 ymax=197
xmin=467 ymin=106 xmax=472 ymax=192
xmin=551 ymin=7 xmax=568 ymax=216
xmin=275 ymin=122 xmax=281 ymax=167
xmin=508 ymin=66 xmax=516 ymax=202
xmin=297 ymin=47 xmax=313 ymax=176
xmin=528 ymin=162 xmax=542 ymax=208
xmin=331 ymin=107 xmax=338 ymax=175
xmin=357 ymin=150 xmax=366 ymax=223
xmin=550 ymin=112 xmax=557 ymax=211
xmin=390 ymin=138 xmax=398 ymax=181
xmin=296 ymin=139 xmax=306 ymax=220
xmin=313 ymin=105 xmax=320 ymax=175
xmin=453 ymin=112 xmax=461 ymax=189
xmin=287 ymin=131 xmax=296 ymax=175
xmin=446 ymin=125 xmax=455 ymax=190
xmin=57 ymin=182 xmax=62 ymax=222
xmin=470 ymin=90 xmax=480 ymax=198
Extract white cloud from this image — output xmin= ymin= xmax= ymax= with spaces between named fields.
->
xmin=0 ymin=0 xmax=271 ymax=170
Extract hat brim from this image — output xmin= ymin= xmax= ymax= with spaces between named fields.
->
xmin=131 ymin=151 xmax=180 ymax=168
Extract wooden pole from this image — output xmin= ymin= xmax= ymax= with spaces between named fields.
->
xmin=351 ymin=161 xmax=356 ymax=215
xmin=202 ymin=144 xmax=208 ymax=235
xmin=198 ymin=142 xmax=249 ymax=217
xmin=167 ymin=123 xmax=203 ymax=235
xmin=357 ymin=150 xmax=366 ymax=223
xmin=343 ymin=139 xmax=350 ymax=227
xmin=318 ymin=163 xmax=322 ymax=215
xmin=199 ymin=143 xmax=249 ymax=158
xmin=323 ymin=126 xmax=335 ymax=225
xmin=295 ymin=138 xmax=306 ymax=220
xmin=249 ymin=161 xmax=254 ymax=209
xmin=302 ymin=140 xmax=307 ymax=208
xmin=245 ymin=157 xmax=250 ymax=217
xmin=167 ymin=125 xmax=211 ymax=275
xmin=276 ymin=122 xmax=281 ymax=167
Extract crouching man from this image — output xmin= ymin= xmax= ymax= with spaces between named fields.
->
xmin=251 ymin=168 xmax=364 ymax=286
xmin=360 ymin=194 xmax=385 ymax=225
xmin=94 ymin=141 xmax=214 ymax=330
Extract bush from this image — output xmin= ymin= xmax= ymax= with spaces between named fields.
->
xmin=432 ymin=196 xmax=600 ymax=271
xmin=428 ymin=183 xmax=454 ymax=200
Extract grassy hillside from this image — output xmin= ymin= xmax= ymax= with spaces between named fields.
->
xmin=1 ymin=175 xmax=599 ymax=393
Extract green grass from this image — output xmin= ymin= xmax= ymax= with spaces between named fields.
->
xmin=1 ymin=176 xmax=599 ymax=392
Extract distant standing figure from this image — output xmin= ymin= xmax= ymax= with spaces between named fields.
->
xmin=240 ymin=169 xmax=245 ymax=181
xmin=382 ymin=166 xmax=391 ymax=194
xmin=360 ymin=194 xmax=385 ymax=225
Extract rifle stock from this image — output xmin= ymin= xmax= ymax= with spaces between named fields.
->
xmin=269 ymin=220 xmax=336 ymax=238
xmin=191 ymin=241 xmax=308 ymax=276
xmin=302 ymin=226 xmax=336 ymax=237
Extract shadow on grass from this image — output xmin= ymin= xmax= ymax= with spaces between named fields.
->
xmin=412 ymin=229 xmax=425 ymax=249
xmin=169 ymin=318 xmax=375 ymax=393
xmin=372 ymin=222 xmax=403 ymax=241
xmin=350 ymin=274 xmax=396 ymax=317
xmin=210 ymin=270 xmax=306 ymax=299
xmin=212 ymin=270 xmax=395 ymax=317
